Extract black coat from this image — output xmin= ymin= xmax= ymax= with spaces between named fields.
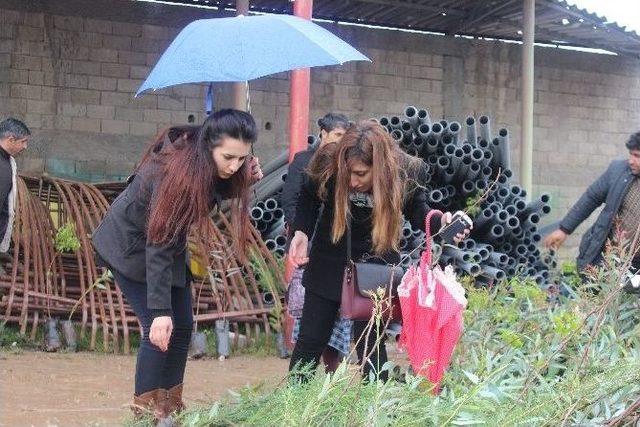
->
xmin=281 ymin=148 xmax=315 ymax=225
xmin=292 ymin=166 xmax=441 ymax=302
xmin=559 ymin=159 xmax=633 ymax=271
xmin=0 ymin=146 xmax=12 ymax=239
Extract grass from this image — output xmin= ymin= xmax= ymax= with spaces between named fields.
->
xmin=171 ymin=249 xmax=640 ymax=426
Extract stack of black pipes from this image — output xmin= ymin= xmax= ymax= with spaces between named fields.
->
xmin=243 ymin=106 xmax=554 ymax=286
xmin=388 ymin=106 xmax=554 ymax=286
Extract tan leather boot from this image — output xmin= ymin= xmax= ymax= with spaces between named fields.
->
xmin=131 ymin=389 xmax=160 ymax=419
xmin=166 ymin=383 xmax=186 ymax=415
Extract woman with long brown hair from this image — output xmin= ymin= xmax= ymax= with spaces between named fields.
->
xmin=92 ymin=109 xmax=262 ymax=421
xmin=288 ymin=120 xmax=471 ymax=381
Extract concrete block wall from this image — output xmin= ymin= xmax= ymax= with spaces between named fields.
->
xmin=1 ymin=0 xmax=640 ymax=260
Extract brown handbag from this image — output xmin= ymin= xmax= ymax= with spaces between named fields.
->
xmin=340 ymin=222 xmax=404 ymax=321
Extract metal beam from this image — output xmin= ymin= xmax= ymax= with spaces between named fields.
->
xmin=232 ymin=0 xmax=250 ymax=111
xmin=288 ymin=0 xmax=313 ymax=162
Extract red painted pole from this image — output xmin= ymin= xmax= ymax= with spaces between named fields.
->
xmin=288 ymin=0 xmax=313 ymax=162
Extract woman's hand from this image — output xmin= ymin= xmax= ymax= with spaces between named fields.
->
xmin=441 ymin=211 xmax=473 ymax=243
xmin=248 ymin=156 xmax=263 ymax=184
xmin=149 ymin=316 xmax=173 ymax=352
xmin=288 ymin=231 xmax=309 ymax=268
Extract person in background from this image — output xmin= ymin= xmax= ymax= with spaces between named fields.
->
xmin=282 ymin=113 xmax=351 ymax=372
xmin=0 ymin=118 xmax=31 ymax=274
xmin=92 ymin=110 xmax=263 ymax=422
xmin=544 ymin=131 xmax=640 ymax=273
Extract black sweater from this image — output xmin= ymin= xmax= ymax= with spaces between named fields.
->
xmin=292 ymin=167 xmax=441 ymax=302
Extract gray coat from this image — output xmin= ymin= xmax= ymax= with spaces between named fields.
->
xmin=91 ymin=162 xmax=189 ymax=314
xmin=559 ymin=159 xmax=633 ymax=271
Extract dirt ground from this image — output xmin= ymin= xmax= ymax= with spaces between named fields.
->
xmin=0 ymin=351 xmax=289 ymax=427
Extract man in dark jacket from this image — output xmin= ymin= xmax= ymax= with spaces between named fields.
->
xmin=544 ymin=131 xmax=640 ymax=271
xmin=0 ymin=118 xmax=31 ymax=255
xmin=281 ymin=113 xmax=350 ymax=225
xmin=282 ymin=112 xmax=349 ymax=372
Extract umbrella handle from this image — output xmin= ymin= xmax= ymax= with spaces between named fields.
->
xmin=422 ymin=209 xmax=443 ymax=267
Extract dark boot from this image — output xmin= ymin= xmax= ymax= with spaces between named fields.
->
xmin=322 ymin=348 xmax=342 ymax=373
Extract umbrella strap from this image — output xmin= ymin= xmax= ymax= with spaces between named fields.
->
xmin=423 ymin=210 xmax=443 ymax=266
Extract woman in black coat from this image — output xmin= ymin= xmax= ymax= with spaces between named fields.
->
xmin=92 ymin=109 xmax=262 ymax=420
xmin=288 ymin=121 xmax=471 ymax=381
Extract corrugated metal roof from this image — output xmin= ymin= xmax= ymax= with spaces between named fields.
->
xmin=154 ymin=0 xmax=640 ymax=57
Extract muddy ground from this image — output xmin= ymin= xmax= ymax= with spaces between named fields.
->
xmin=1 ymin=351 xmax=289 ymax=426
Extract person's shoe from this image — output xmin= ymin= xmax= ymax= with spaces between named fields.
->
xmin=166 ymin=383 xmax=186 ymax=414
xmin=131 ymin=389 xmax=160 ymax=419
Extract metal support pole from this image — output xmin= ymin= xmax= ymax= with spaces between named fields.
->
xmin=520 ymin=0 xmax=535 ymax=198
xmin=288 ymin=0 xmax=313 ymax=162
xmin=232 ymin=0 xmax=250 ymax=111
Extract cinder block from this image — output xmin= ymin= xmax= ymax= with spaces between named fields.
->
xmin=19 ymin=157 xmax=45 ymax=173
xmin=88 ymin=75 xmax=117 ymax=91
xmin=117 ymin=78 xmax=142 ymax=93
xmin=89 ymin=48 xmax=118 ymax=63
xmin=157 ymin=95 xmax=184 ymax=110
xmin=72 ymin=60 xmax=101 ymax=76
xmin=85 ymin=19 xmax=112 ymax=35
xmin=64 ymin=74 xmax=88 ymax=89
xmin=130 ymin=65 xmax=151 ymax=79
xmin=17 ymin=26 xmax=43 ymax=42
xmin=101 ymin=119 xmax=130 ymax=135
xmin=118 ymin=51 xmax=146 ymax=65
xmin=46 ymin=158 xmax=76 ymax=176
xmin=142 ymin=24 xmax=168 ymax=40
xmin=76 ymin=32 xmax=102 ymax=49
xmin=111 ymin=22 xmax=142 ymax=37
xmin=131 ymin=38 xmax=168 ymax=54
xmin=130 ymin=121 xmax=157 ymax=136
xmin=28 ymin=70 xmax=44 ymax=85
xmin=53 ymin=15 xmax=83 ymax=32
xmin=71 ymin=89 xmax=101 ymax=104
xmin=27 ymin=99 xmax=55 ymax=115
xmin=87 ymin=105 xmax=115 ymax=119
xmin=59 ymin=102 xmax=87 ymax=117
xmin=143 ymin=109 xmax=172 ymax=124
xmin=102 ymin=35 xmax=132 ymax=51
xmin=115 ymin=106 xmax=143 ymax=121
xmin=105 ymin=159 xmax=137 ymax=176
xmin=11 ymin=54 xmax=41 ymax=70
xmin=10 ymin=84 xmax=41 ymax=100
xmin=100 ymin=91 xmax=132 ymax=107
xmin=71 ymin=117 xmax=101 ymax=132
xmin=0 ymin=10 xmax=21 ymax=25
xmin=101 ymin=63 xmax=129 ymax=78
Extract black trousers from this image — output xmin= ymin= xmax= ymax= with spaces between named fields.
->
xmin=289 ymin=290 xmax=388 ymax=381
xmin=112 ymin=270 xmax=193 ymax=395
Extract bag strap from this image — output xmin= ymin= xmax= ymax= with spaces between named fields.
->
xmin=346 ymin=215 xmax=352 ymax=262
xmin=422 ymin=209 xmax=443 ymax=267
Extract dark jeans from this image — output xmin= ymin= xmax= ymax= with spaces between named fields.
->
xmin=112 ymin=270 xmax=193 ymax=395
xmin=289 ymin=290 xmax=388 ymax=381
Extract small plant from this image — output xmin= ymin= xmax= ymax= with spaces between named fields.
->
xmin=68 ymin=270 xmax=110 ymax=322
xmin=54 ymin=222 xmax=81 ymax=253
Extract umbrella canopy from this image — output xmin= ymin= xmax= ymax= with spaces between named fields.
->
xmin=136 ymin=14 xmax=370 ymax=96
xmin=398 ymin=212 xmax=467 ymax=392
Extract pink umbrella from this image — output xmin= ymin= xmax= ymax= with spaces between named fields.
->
xmin=398 ymin=211 xmax=467 ymax=391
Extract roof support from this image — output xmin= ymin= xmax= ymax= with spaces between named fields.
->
xmin=288 ymin=0 xmax=313 ymax=162
xmin=521 ymin=0 xmax=535 ymax=198
xmin=232 ymin=0 xmax=250 ymax=111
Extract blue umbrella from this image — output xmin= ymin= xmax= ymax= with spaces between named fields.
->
xmin=136 ymin=14 xmax=370 ymax=97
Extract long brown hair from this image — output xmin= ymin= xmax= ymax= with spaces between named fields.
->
xmin=308 ymin=121 xmax=422 ymax=254
xmin=138 ymin=109 xmax=256 ymax=252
